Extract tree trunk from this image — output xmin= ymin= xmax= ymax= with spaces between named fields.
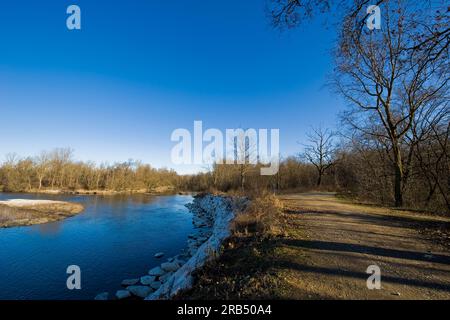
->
xmin=393 ymin=147 xmax=404 ymax=207
xmin=317 ymin=172 xmax=322 ymax=187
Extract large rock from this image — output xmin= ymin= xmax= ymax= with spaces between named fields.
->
xmin=115 ymin=290 xmax=131 ymax=300
xmin=127 ymin=285 xmax=152 ymax=298
xmin=148 ymin=266 xmax=165 ymax=276
xmin=161 ymin=261 xmax=180 ymax=272
xmin=121 ymin=278 xmax=139 ymax=286
xmin=159 ymin=272 xmax=173 ymax=283
xmin=94 ymin=292 xmax=109 ymax=300
xmin=188 ymin=247 xmax=197 ymax=256
xmin=150 ymin=281 xmax=162 ymax=290
xmin=174 ymin=258 xmax=186 ymax=266
xmin=140 ymin=275 xmax=156 ymax=285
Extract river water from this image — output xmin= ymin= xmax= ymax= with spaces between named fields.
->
xmin=0 ymin=193 xmax=195 ymax=300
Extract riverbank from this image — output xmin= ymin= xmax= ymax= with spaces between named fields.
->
xmin=0 ymin=186 xmax=183 ymax=196
xmin=94 ymin=193 xmax=247 ymax=300
xmin=0 ymin=199 xmax=84 ymax=228
xmin=178 ymin=193 xmax=450 ymax=299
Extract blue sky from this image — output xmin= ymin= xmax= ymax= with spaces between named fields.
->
xmin=0 ymin=0 xmax=343 ymax=173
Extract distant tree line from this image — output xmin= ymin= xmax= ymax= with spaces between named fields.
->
xmin=1 ymin=133 xmax=448 ymax=213
xmin=0 ymin=148 xmax=178 ymax=193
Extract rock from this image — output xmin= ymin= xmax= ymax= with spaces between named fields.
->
xmin=159 ymin=272 xmax=173 ymax=283
xmin=188 ymin=239 xmax=197 ymax=247
xmin=127 ymin=285 xmax=152 ymax=298
xmin=154 ymin=252 xmax=164 ymax=258
xmin=140 ymin=275 xmax=156 ymax=285
xmin=178 ymin=254 xmax=190 ymax=260
xmin=161 ymin=261 xmax=180 ymax=272
xmin=148 ymin=266 xmax=165 ymax=276
xmin=94 ymin=292 xmax=109 ymax=300
xmin=121 ymin=278 xmax=139 ymax=286
xmin=174 ymin=258 xmax=186 ymax=266
xmin=150 ymin=281 xmax=162 ymax=290
xmin=115 ymin=290 xmax=131 ymax=300
xmin=147 ymin=194 xmax=239 ymax=300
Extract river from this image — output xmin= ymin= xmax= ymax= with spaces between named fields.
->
xmin=0 ymin=193 xmax=195 ymax=300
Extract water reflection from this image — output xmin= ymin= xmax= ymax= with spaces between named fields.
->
xmin=0 ymin=193 xmax=194 ymax=300
xmin=35 ymin=220 xmax=63 ymax=236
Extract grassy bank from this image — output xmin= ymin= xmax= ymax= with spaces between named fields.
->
xmin=0 ymin=200 xmax=84 ymax=228
xmin=176 ymin=194 xmax=291 ymax=299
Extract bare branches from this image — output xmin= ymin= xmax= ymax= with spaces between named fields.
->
xmin=268 ymin=0 xmax=332 ymax=29
xmin=301 ymin=127 xmax=337 ymax=186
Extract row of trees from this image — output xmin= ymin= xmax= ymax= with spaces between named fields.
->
xmin=265 ymin=0 xmax=449 ymax=212
xmin=0 ymin=148 xmax=178 ymax=193
xmin=178 ymin=119 xmax=448 ymax=213
xmin=1 ymin=128 xmax=447 ymax=212
xmin=182 ymin=0 xmax=450 ymax=213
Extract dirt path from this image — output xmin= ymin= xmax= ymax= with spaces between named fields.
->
xmin=277 ymin=193 xmax=450 ymax=299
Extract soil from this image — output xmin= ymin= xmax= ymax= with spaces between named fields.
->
xmin=277 ymin=193 xmax=450 ymax=299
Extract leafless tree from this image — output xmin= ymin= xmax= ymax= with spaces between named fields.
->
xmin=334 ymin=1 xmax=448 ymax=206
xmin=232 ymin=129 xmax=258 ymax=192
xmin=35 ymin=151 xmax=50 ymax=190
xmin=301 ymin=127 xmax=336 ymax=186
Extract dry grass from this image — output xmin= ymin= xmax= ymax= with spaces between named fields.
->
xmin=232 ymin=193 xmax=285 ymax=237
xmin=176 ymin=235 xmax=285 ymax=300
xmin=176 ymin=193 xmax=288 ymax=300
xmin=0 ymin=201 xmax=84 ymax=228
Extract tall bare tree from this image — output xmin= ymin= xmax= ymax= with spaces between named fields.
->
xmin=35 ymin=151 xmax=50 ymax=190
xmin=302 ymin=127 xmax=336 ymax=186
xmin=333 ymin=1 xmax=448 ymax=206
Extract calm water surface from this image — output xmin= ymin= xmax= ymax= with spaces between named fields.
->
xmin=0 ymin=193 xmax=195 ymax=300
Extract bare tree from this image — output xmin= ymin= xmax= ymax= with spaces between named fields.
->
xmin=233 ymin=129 xmax=258 ymax=192
xmin=35 ymin=151 xmax=50 ymax=190
xmin=334 ymin=1 xmax=448 ymax=206
xmin=302 ymin=127 xmax=336 ymax=186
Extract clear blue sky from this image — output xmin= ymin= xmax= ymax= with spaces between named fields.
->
xmin=0 ymin=0 xmax=343 ymax=174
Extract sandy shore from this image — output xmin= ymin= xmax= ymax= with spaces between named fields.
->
xmin=0 ymin=199 xmax=84 ymax=228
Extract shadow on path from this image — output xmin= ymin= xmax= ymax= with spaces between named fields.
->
xmin=282 ymin=239 xmax=450 ymax=265
xmin=273 ymin=259 xmax=450 ymax=292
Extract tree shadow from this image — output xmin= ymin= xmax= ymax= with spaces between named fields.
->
xmin=272 ymin=259 xmax=450 ymax=292
xmin=285 ymin=209 xmax=450 ymax=231
xmin=281 ymin=238 xmax=450 ymax=265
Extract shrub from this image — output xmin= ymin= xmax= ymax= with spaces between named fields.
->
xmin=232 ymin=192 xmax=284 ymax=237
